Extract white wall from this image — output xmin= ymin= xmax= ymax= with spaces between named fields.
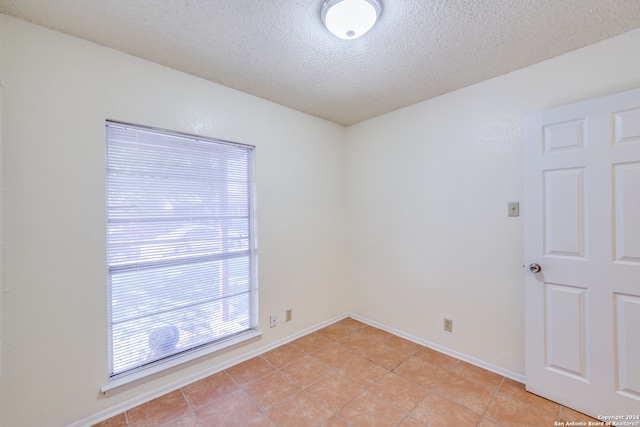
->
xmin=0 ymin=15 xmax=347 ymax=426
xmin=345 ymin=29 xmax=640 ymax=375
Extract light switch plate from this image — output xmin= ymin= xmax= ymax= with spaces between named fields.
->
xmin=508 ymin=202 xmax=519 ymax=217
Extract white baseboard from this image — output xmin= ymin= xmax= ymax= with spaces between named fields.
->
xmin=347 ymin=312 xmax=525 ymax=383
xmin=70 ymin=311 xmax=523 ymax=427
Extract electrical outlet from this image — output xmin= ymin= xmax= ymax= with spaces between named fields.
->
xmin=444 ymin=318 xmax=453 ymax=332
xmin=270 ymin=314 xmax=278 ymax=328
xmin=285 ymin=308 xmax=292 ymax=322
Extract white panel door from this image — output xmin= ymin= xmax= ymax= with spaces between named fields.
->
xmin=525 ymin=88 xmax=640 ymax=417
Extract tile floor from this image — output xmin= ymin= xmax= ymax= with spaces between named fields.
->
xmin=94 ymin=317 xmax=599 ymax=427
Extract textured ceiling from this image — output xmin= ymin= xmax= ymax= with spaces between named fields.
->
xmin=1 ymin=0 xmax=640 ymax=126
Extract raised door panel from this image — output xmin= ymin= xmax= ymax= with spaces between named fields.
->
xmin=615 ymin=293 xmax=640 ymax=400
xmin=545 ymin=283 xmax=589 ymax=381
xmin=543 ymin=119 xmax=587 ymax=152
xmin=614 ymin=108 xmax=640 ymax=145
xmin=543 ymin=168 xmax=586 ymax=258
xmin=613 ymin=162 xmax=640 ymax=264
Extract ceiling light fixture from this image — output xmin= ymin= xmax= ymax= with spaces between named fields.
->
xmin=321 ymin=0 xmax=382 ymax=40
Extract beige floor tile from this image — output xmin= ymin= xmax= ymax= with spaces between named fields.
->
xmin=394 ymin=355 xmax=448 ymax=389
xmin=477 ymin=417 xmax=503 ymax=427
xmin=312 ymin=343 xmax=357 ymax=368
xmin=364 ymin=342 xmax=410 ymax=370
xmin=242 ymin=371 xmax=300 ymax=411
xmin=333 ymin=317 xmax=367 ymax=333
xmin=225 ymin=356 xmax=275 ymax=386
xmin=338 ymin=333 xmax=379 ymax=354
xmin=244 ymin=415 xmax=274 ymax=426
xmin=339 ymin=356 xmax=389 ymax=388
xmin=385 ymin=335 xmax=423 ymax=355
xmin=195 ymin=389 xmax=262 ymax=427
xmin=560 ymin=406 xmax=600 ymax=423
xmin=316 ymin=323 xmax=354 ymax=341
xmin=497 ymin=377 xmax=560 ymax=417
xmin=398 ymin=417 xmax=426 ymax=426
xmin=91 ymin=413 xmax=127 ymax=427
xmin=262 ymin=343 xmax=305 ymax=368
xmin=164 ymin=413 xmax=202 ymax=427
xmin=281 ymin=356 xmax=331 ymax=387
xmin=127 ymin=390 xmax=190 ymax=427
xmin=323 ymin=415 xmax=350 ymax=427
xmin=484 ymin=393 xmax=559 ymax=427
xmin=451 ymin=360 xmax=503 ymax=391
xmin=414 ymin=347 xmax=458 ymax=370
xmin=291 ymin=332 xmax=333 ymax=353
xmin=338 ymin=391 xmax=406 ymax=427
xmin=410 ymin=393 xmax=481 ymax=427
xmin=267 ymin=391 xmax=333 ymax=427
xmin=182 ymin=370 xmax=238 ymax=409
xmin=357 ymin=325 xmax=394 ymax=342
xmin=435 ymin=372 xmax=495 ymax=414
xmin=368 ymin=372 xmax=428 ymax=413
xmin=306 ymin=371 xmax=364 ymax=411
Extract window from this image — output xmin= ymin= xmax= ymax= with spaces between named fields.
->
xmin=105 ymin=122 xmax=257 ymax=380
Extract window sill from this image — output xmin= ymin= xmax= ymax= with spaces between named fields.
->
xmin=101 ymin=329 xmax=262 ymax=397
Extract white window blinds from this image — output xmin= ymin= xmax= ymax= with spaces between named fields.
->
xmin=106 ymin=122 xmax=257 ymax=379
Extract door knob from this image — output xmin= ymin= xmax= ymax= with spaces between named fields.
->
xmin=529 ymin=263 xmax=542 ymax=273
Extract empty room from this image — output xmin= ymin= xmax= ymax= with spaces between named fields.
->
xmin=1 ymin=1 xmax=639 ymax=426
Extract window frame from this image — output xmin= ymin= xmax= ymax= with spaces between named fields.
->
xmin=102 ymin=121 xmax=259 ymax=393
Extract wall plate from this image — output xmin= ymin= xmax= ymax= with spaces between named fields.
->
xmin=508 ymin=202 xmax=520 ymax=217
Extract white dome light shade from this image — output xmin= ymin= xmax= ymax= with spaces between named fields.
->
xmin=321 ymin=0 xmax=382 ymax=40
